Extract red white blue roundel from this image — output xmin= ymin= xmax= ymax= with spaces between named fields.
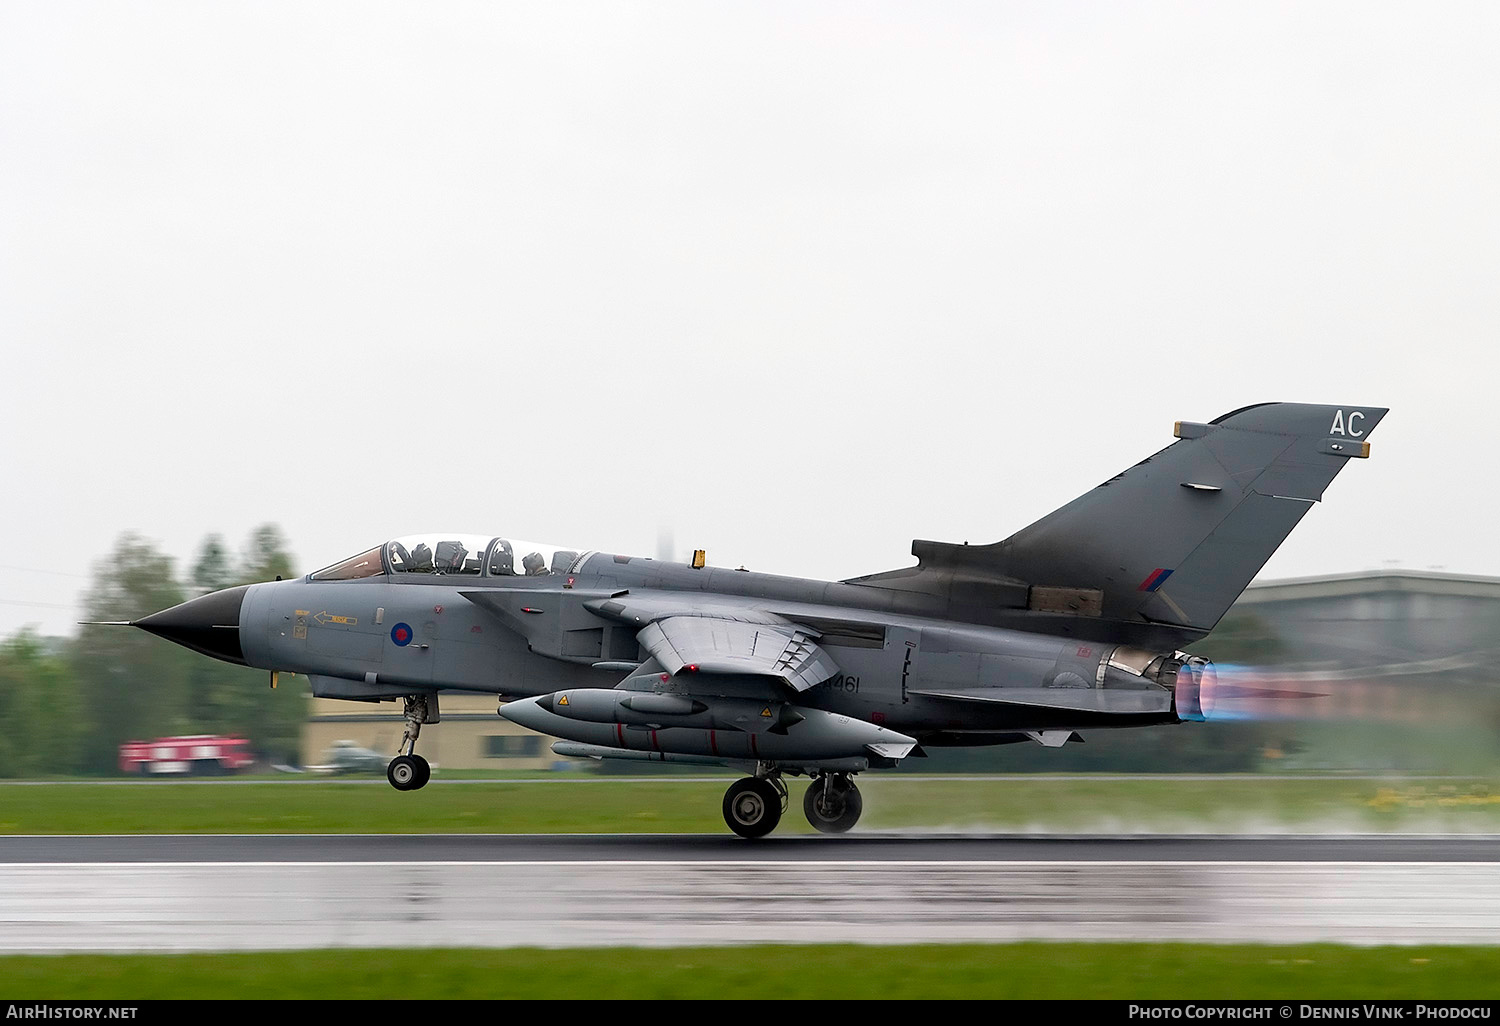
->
xmin=390 ymin=623 xmax=414 ymax=647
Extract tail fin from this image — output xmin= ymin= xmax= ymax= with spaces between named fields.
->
xmin=850 ymin=403 xmax=1387 ymax=641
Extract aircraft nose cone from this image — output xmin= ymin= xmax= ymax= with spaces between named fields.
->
xmin=133 ymin=585 xmax=251 ymax=665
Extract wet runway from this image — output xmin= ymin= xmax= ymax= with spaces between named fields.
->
xmin=2 ymin=832 xmax=1498 ymax=863
xmin=2 ymin=833 xmax=1497 ymax=952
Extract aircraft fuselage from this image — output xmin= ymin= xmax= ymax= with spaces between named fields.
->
xmin=236 ymin=552 xmax=1185 ymax=738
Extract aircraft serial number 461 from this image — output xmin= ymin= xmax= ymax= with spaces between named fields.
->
xmin=116 ymin=402 xmax=1384 ymax=837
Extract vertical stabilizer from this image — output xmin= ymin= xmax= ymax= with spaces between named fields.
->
xmin=849 ymin=403 xmax=1387 ymax=639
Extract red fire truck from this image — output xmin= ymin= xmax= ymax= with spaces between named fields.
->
xmin=118 ymin=735 xmax=255 ymax=775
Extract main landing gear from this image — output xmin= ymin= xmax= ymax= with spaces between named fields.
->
xmin=803 ymin=773 xmax=862 ymax=834
xmin=722 ymin=775 xmax=788 ymax=838
xmin=721 ymin=770 xmax=863 ymax=838
xmin=387 ymin=694 xmax=434 ymax=791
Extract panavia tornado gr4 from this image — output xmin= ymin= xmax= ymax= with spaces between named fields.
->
xmin=121 ymin=403 xmax=1385 ymax=837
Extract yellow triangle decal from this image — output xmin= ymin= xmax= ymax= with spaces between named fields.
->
xmin=558 ymin=694 xmax=569 ymax=706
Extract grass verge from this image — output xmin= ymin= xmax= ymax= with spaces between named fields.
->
xmin=1 ymin=777 xmax=1499 ymax=834
xmin=1 ymin=943 xmax=1497 ymax=999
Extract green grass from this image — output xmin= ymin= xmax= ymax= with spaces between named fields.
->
xmin=1 ymin=776 xmax=1499 ymax=834
xmin=1 ymin=943 xmax=1497 ymax=999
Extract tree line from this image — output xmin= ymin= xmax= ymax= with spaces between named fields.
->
xmin=0 ymin=526 xmax=308 ymax=775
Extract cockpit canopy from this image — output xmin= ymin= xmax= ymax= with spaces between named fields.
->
xmin=309 ymin=535 xmax=585 ymax=582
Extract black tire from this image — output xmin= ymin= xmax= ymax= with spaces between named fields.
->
xmin=388 ymin=755 xmax=419 ymax=791
xmin=411 ymin=755 xmax=431 ymax=790
xmin=803 ymin=779 xmax=863 ymax=834
xmin=722 ymin=777 xmax=782 ymax=838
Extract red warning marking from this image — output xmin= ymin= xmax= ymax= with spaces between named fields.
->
xmin=709 ymin=730 xmax=719 ymax=756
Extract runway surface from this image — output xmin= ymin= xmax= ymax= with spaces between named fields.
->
xmin=1 ymin=832 xmax=1497 ymax=863
xmin=1 ymin=833 xmax=1497 ymax=952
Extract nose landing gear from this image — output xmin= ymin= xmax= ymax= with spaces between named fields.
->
xmin=387 ymin=694 xmax=436 ymax=791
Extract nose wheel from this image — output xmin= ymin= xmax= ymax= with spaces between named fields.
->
xmin=387 ymin=753 xmax=430 ymax=791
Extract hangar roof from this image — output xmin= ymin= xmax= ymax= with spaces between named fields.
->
xmin=1241 ymin=569 xmax=1500 ymax=605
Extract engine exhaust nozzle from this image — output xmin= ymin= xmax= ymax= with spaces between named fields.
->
xmin=1173 ymin=655 xmax=1217 ymax=722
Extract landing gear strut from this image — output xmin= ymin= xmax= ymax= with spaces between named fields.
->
xmin=388 ymin=694 xmax=434 ymax=791
xmin=803 ymin=773 xmax=862 ymax=833
xmin=722 ymin=771 xmax=786 ymax=838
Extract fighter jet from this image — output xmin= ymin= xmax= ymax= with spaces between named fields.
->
xmin=120 ymin=403 xmax=1385 ymax=836
xmin=305 ymin=739 xmax=393 ymax=775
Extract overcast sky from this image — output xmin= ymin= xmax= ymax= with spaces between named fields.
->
xmin=2 ymin=1 xmax=1496 ymax=637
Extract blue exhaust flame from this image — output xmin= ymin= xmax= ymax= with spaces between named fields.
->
xmin=1180 ymin=661 xmax=1333 ymax=722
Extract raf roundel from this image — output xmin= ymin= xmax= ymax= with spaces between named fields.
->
xmin=390 ymin=622 xmax=414 ymax=647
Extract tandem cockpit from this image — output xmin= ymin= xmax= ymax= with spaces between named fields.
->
xmin=309 ymin=535 xmax=587 ymax=582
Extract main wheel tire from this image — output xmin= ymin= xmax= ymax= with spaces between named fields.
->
xmin=722 ymin=777 xmax=783 ymax=838
xmin=803 ymin=779 xmax=863 ymax=834
xmin=411 ymin=754 xmax=431 ymax=790
xmin=388 ymin=755 xmax=419 ymax=791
